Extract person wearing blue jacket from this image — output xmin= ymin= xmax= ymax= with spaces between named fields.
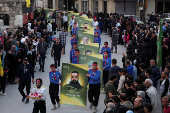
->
xmin=17 ymin=57 xmax=34 ymax=104
xmin=70 ymin=34 xmax=77 ymax=49
xmin=103 ymin=51 xmax=111 ymax=87
xmin=109 ymin=58 xmax=120 ymax=90
xmin=125 ymin=60 xmax=134 ymax=77
xmin=94 ymin=32 xmax=101 ymax=47
xmin=150 ymin=59 xmax=161 ymax=88
xmin=71 ymin=49 xmax=79 ymax=64
xmin=70 ymin=43 xmax=77 ymax=63
xmin=94 ymin=25 xmax=101 ymax=36
xmin=49 ymin=64 xmax=61 ymax=110
xmin=86 ymin=62 xmax=101 ymax=113
xmin=100 ymin=42 xmax=111 ymax=57
xmin=72 ymin=23 xmax=78 ymax=35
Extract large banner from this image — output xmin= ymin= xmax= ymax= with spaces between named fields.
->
xmin=77 ymin=43 xmax=99 ymax=55
xmin=77 ymin=30 xmax=94 ymax=44
xmin=78 ymin=16 xmax=92 ymax=28
xmin=60 ymin=63 xmax=88 ymax=107
xmin=79 ymin=54 xmax=103 ymax=91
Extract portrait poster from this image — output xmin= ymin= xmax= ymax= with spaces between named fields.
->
xmin=78 ymin=16 xmax=92 ymax=28
xmin=79 ymin=54 xmax=103 ymax=91
xmin=60 ymin=63 xmax=88 ymax=107
xmin=77 ymin=43 xmax=99 ymax=55
xmin=77 ymin=30 xmax=94 ymax=44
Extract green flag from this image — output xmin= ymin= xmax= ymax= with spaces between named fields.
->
xmin=156 ymin=20 xmax=163 ymax=69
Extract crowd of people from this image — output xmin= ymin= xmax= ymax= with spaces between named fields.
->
xmin=0 ymin=7 xmax=170 ymax=113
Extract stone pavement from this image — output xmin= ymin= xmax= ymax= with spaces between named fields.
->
xmin=0 ymin=31 xmax=162 ymax=113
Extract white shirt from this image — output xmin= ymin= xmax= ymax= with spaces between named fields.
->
xmin=63 ymin=16 xmax=68 ymax=23
xmin=146 ymin=86 xmax=157 ymax=112
xmin=69 ymin=19 xmax=75 ymax=27
xmin=47 ymin=23 xmax=52 ymax=32
xmin=160 ymin=79 xmax=170 ymax=96
xmin=29 ymin=86 xmax=46 ymax=101
xmin=117 ymin=75 xmax=125 ymax=93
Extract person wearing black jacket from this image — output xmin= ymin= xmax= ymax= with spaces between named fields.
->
xmin=52 ymin=19 xmax=57 ymax=35
xmin=51 ymin=38 xmax=63 ymax=69
xmin=17 ymin=57 xmax=34 ymax=104
xmin=37 ymin=37 xmax=47 ymax=72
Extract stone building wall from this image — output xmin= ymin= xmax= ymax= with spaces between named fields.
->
xmin=0 ymin=0 xmax=25 ymax=34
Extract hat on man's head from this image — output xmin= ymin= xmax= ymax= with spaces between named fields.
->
xmin=23 ymin=57 xmax=28 ymax=61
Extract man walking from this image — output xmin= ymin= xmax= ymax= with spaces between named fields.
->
xmin=37 ymin=37 xmax=47 ymax=72
xmin=59 ymin=28 xmax=68 ymax=54
xmin=111 ymin=25 xmax=118 ymax=53
xmin=63 ymin=13 xmax=68 ymax=31
xmin=17 ymin=57 xmax=34 ymax=104
xmin=86 ymin=62 xmax=101 ymax=113
xmin=49 ymin=64 xmax=61 ymax=110
xmin=51 ymin=38 xmax=64 ymax=69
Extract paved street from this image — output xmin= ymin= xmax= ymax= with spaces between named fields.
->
xmin=0 ymin=32 xmax=162 ymax=113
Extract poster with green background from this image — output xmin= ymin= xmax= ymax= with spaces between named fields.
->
xmin=60 ymin=63 xmax=88 ymax=107
xmin=79 ymin=54 xmax=103 ymax=91
xmin=77 ymin=30 xmax=94 ymax=44
xmin=77 ymin=43 xmax=99 ymax=55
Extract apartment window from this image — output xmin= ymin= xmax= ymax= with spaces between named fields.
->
xmin=82 ymin=1 xmax=88 ymax=13
xmin=93 ymin=1 xmax=98 ymax=13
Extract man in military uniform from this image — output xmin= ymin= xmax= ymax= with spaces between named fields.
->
xmin=65 ymin=71 xmax=83 ymax=91
xmin=100 ymin=42 xmax=111 ymax=57
xmin=49 ymin=64 xmax=61 ymax=110
xmin=28 ymin=78 xmax=46 ymax=113
xmin=86 ymin=62 xmax=101 ymax=113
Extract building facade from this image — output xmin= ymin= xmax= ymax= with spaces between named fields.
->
xmin=75 ymin=0 xmax=116 ymax=15
xmin=0 ymin=0 xmax=26 ymax=33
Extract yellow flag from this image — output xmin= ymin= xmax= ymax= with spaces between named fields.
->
xmin=0 ymin=56 xmax=3 ymax=77
xmin=26 ymin=0 xmax=30 ymax=8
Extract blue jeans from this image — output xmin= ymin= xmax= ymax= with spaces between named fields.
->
xmin=39 ymin=54 xmax=45 ymax=71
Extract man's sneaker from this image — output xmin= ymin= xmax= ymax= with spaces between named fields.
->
xmin=25 ymin=99 xmax=29 ymax=104
xmin=0 ymin=91 xmax=3 ymax=95
xmin=22 ymin=97 xmax=26 ymax=102
xmin=1 ymin=93 xmax=7 ymax=96
xmin=89 ymin=103 xmax=93 ymax=109
xmin=51 ymin=104 xmax=57 ymax=110
xmin=93 ymin=106 xmax=97 ymax=113
xmin=57 ymin=101 xmax=61 ymax=108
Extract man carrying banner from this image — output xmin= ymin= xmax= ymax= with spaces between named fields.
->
xmin=28 ymin=78 xmax=46 ymax=113
xmin=86 ymin=62 xmax=101 ymax=113
xmin=72 ymin=23 xmax=78 ymax=36
xmin=72 ymin=49 xmax=79 ymax=64
xmin=94 ymin=25 xmax=101 ymax=36
xmin=49 ymin=64 xmax=61 ymax=110
xmin=70 ymin=34 xmax=77 ymax=49
xmin=103 ymin=51 xmax=111 ymax=88
xmin=94 ymin=32 xmax=101 ymax=48
xmin=70 ymin=43 xmax=77 ymax=63
xmin=100 ymin=42 xmax=111 ymax=57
